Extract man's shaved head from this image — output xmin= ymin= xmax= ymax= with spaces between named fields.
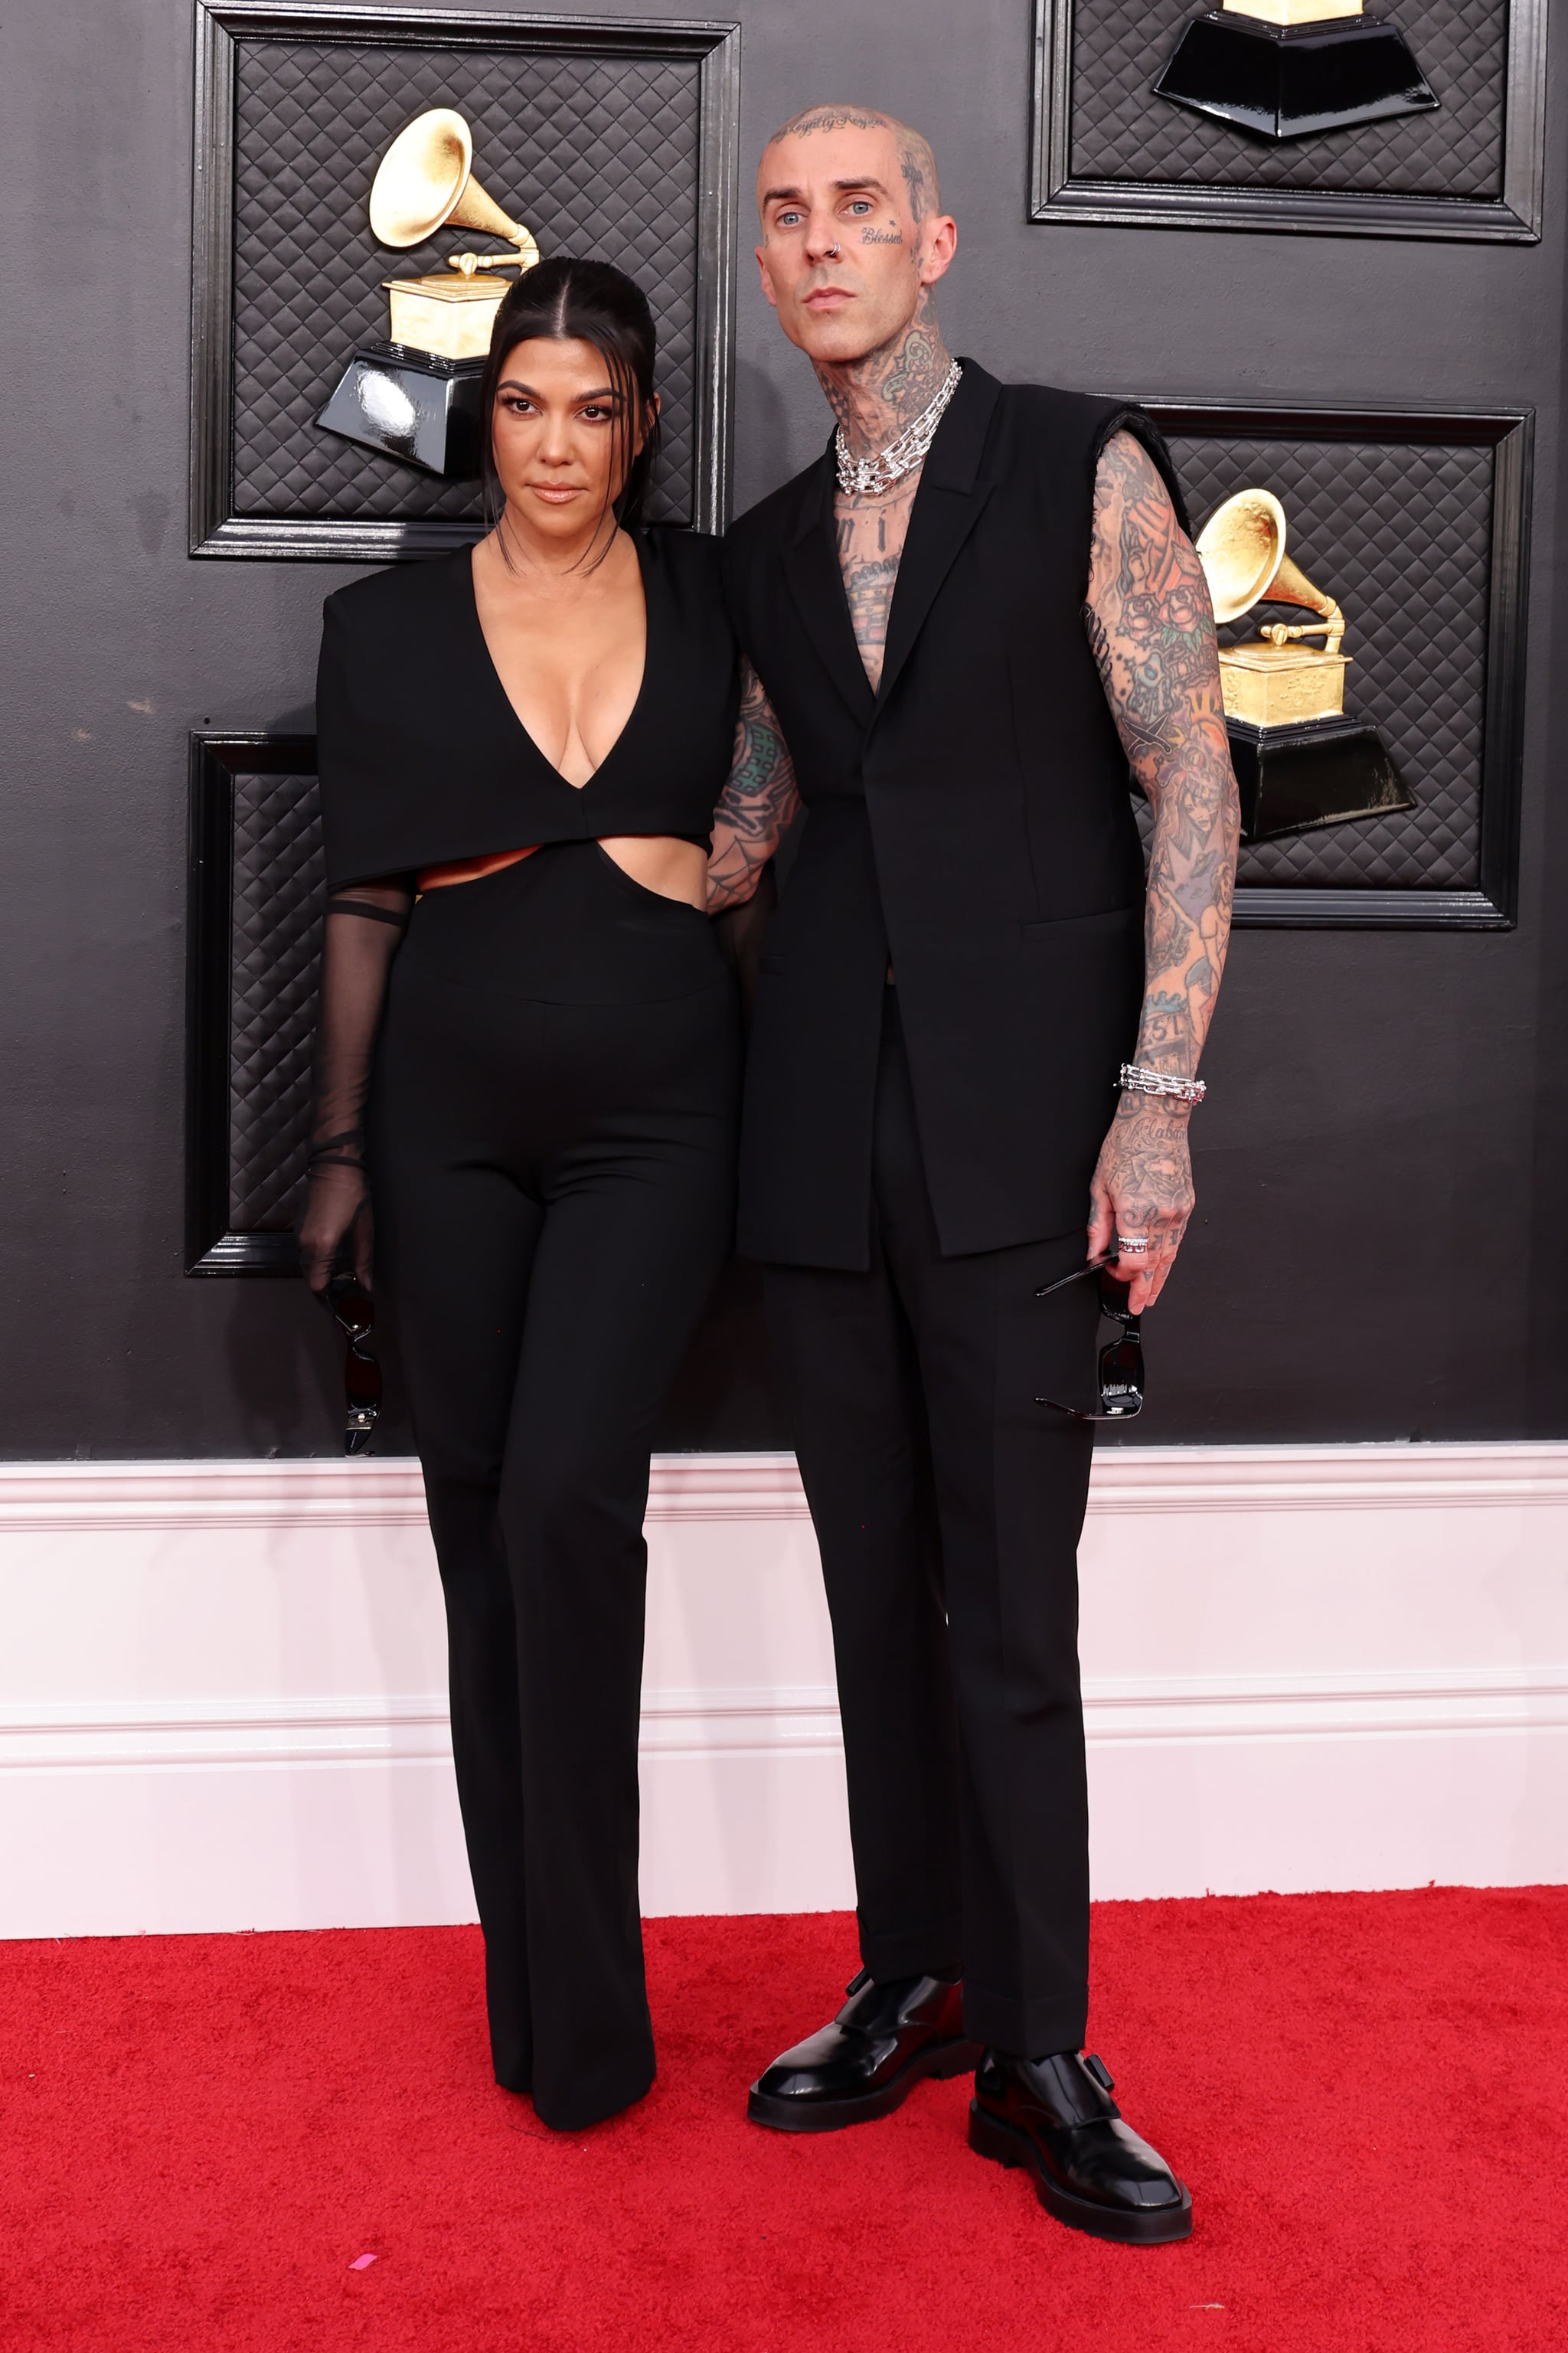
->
xmin=763 ymin=103 xmax=939 ymax=221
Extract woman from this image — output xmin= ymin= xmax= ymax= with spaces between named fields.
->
xmin=299 ymin=259 xmax=743 ymax=2132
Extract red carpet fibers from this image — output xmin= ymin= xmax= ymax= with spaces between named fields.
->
xmin=4 ymin=1889 xmax=1566 ymax=2352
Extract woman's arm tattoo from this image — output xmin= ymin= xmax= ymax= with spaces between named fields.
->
xmin=707 ymin=659 xmax=802 ymax=911
xmin=1085 ymin=430 xmax=1240 ymax=1084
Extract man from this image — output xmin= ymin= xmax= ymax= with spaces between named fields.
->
xmin=708 ymin=105 xmax=1238 ymax=2244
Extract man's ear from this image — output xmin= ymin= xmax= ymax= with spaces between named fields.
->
xmin=755 ymin=247 xmax=779 ymax=311
xmin=918 ymin=214 xmax=958 ymax=289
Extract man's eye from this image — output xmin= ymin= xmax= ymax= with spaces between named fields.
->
xmin=846 ymin=200 xmax=872 ymax=215
xmin=776 ymin=209 xmax=802 ymax=228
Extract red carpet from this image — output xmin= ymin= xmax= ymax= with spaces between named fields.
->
xmin=4 ymin=1889 xmax=1565 ymax=2352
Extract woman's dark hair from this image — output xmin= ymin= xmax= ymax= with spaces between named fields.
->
xmin=478 ymin=256 xmax=662 ymax=541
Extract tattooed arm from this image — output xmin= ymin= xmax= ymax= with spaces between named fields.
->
xmin=707 ymin=659 xmax=802 ymax=912
xmin=1083 ymin=429 xmax=1241 ymax=1312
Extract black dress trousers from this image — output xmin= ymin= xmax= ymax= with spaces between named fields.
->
xmin=764 ymin=989 xmax=1102 ymax=2062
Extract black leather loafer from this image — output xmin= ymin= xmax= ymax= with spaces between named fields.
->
xmin=969 ymin=2048 xmax=1192 ymax=2244
xmin=747 ymin=1968 xmax=979 ymax=2132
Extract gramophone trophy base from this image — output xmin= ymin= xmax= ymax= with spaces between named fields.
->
xmin=384 ymin=273 xmax=511 ymax=364
xmin=1227 ymin=716 xmax=1413 ymax=845
xmin=1153 ymin=11 xmax=1439 ymax=142
xmin=317 ymin=342 xmax=485 ymax=479
xmin=1220 ymin=642 xmax=1349 ymax=728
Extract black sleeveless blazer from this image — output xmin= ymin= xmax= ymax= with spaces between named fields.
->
xmin=315 ymin=529 xmax=740 ymax=890
xmin=722 ymin=362 xmax=1187 ymax=1269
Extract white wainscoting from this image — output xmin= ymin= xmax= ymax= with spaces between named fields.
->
xmin=1 ymin=1446 xmax=1564 ymax=1938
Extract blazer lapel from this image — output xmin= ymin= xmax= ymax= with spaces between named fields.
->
xmin=873 ymin=361 xmax=1002 ymax=721
xmin=781 ymin=448 xmax=877 ymax=727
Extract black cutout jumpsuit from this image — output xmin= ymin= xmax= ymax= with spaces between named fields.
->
xmin=309 ymin=534 xmax=741 ymax=2129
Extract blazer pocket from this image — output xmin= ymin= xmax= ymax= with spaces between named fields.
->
xmin=1020 ymin=904 xmax=1140 ymax=943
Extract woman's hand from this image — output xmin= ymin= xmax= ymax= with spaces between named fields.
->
xmin=298 ymin=1162 xmax=374 ymax=1296
xmin=1087 ymin=1096 xmax=1194 ymax=1313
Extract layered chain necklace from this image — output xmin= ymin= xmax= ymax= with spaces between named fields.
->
xmin=834 ymin=360 xmax=963 ymax=498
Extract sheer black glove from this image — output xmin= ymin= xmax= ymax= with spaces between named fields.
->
xmin=297 ymin=882 xmax=413 ymax=1296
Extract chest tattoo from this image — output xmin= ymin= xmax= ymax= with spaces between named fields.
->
xmin=833 ymin=472 xmax=921 ymax=692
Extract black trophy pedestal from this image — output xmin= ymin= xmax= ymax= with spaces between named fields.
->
xmin=1154 ymin=11 xmax=1439 ymax=142
xmin=1227 ymin=717 xmax=1413 ymax=845
xmin=317 ymin=342 xmax=485 ymax=479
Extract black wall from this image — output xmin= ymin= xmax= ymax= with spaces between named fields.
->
xmin=3 ymin=0 xmax=1564 ymax=1457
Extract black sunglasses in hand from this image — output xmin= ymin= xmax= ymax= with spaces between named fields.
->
xmin=1033 ymin=1253 xmax=1145 ymax=1423
xmin=322 ymin=1273 xmax=382 ymax=1456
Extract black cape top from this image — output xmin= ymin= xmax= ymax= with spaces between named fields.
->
xmin=315 ymin=529 xmax=740 ymax=888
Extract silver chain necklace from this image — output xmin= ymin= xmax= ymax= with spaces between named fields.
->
xmin=834 ymin=361 xmax=963 ymax=498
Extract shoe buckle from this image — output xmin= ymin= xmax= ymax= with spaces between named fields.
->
xmin=1083 ymin=2051 xmax=1116 ymax=2093
xmin=845 ymin=1966 xmax=873 ymax=1997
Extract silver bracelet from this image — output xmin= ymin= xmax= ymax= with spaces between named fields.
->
xmin=1119 ymin=1063 xmax=1206 ymax=1106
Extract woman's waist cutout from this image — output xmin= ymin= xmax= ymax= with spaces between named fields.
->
xmin=402 ymin=838 xmax=720 ymax=1005
xmin=419 ymin=835 xmax=707 ymax=910
xmin=418 ymin=846 xmax=536 ymax=893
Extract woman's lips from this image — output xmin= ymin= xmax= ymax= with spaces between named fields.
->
xmin=530 ymin=484 xmax=586 ymax=502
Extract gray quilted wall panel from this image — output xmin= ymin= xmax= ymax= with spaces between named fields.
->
xmin=1068 ymin=0 xmax=1505 ymax=195
xmin=229 ymin=769 xmax=324 ymax=1231
xmin=1158 ymin=433 xmax=1494 ymax=887
xmin=231 ymin=38 xmax=701 ymax=526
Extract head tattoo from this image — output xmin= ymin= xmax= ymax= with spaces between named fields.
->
xmin=764 ymin=104 xmax=940 ymax=222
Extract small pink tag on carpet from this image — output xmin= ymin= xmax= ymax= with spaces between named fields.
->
xmin=348 ymin=2253 xmax=377 ymax=2271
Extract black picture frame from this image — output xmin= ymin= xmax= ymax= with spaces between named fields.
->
xmin=1030 ymin=0 xmax=1547 ymax=241
xmin=190 ymin=1 xmax=741 ymax=560
xmin=187 ymin=730 xmax=318 ymax=1273
xmin=1140 ymin=399 xmax=1532 ymax=930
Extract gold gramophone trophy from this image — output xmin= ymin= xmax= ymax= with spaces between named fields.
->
xmin=1195 ymin=488 xmax=1413 ymax=843
xmin=318 ymin=109 xmax=540 ymax=479
xmin=1154 ymin=2 xmax=1437 ymax=142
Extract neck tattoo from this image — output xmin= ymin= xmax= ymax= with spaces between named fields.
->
xmin=834 ymin=361 xmax=964 ymax=498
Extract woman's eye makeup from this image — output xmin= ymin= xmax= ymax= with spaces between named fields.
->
xmin=496 ymin=394 xmax=618 ymax=420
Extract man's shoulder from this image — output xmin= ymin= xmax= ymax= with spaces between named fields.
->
xmin=724 ymin=456 xmax=825 ymax=565
xmin=988 ymin=378 xmax=1180 ymax=512
xmin=993 ymin=378 xmax=1143 ymax=440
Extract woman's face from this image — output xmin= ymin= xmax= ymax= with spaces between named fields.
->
xmin=489 ymin=335 xmax=650 ymax=546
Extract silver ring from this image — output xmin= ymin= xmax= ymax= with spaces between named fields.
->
xmin=826 ymin=244 xmax=840 ymax=258
xmin=1116 ymin=1234 xmax=1150 ymax=1253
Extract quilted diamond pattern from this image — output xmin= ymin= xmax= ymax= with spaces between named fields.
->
xmin=1138 ymin=434 xmax=1494 ymax=888
xmin=1068 ymin=0 xmax=1504 ymax=195
xmin=231 ymin=39 xmax=701 ymax=527
xmin=228 ymin=769 xmax=325 ymax=1230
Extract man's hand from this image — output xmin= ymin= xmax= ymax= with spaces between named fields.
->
xmin=1088 ymin=1096 xmax=1194 ymax=1313
xmin=707 ymin=659 xmax=800 ymax=911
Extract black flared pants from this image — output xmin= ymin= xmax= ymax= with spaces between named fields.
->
xmin=765 ymin=988 xmax=1101 ymax=2062
xmin=371 ymin=847 xmax=737 ymax=2129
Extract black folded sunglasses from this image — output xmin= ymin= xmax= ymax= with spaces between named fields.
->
xmin=1033 ymin=1253 xmax=1145 ymax=1423
xmin=322 ymin=1273 xmax=381 ymax=1456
